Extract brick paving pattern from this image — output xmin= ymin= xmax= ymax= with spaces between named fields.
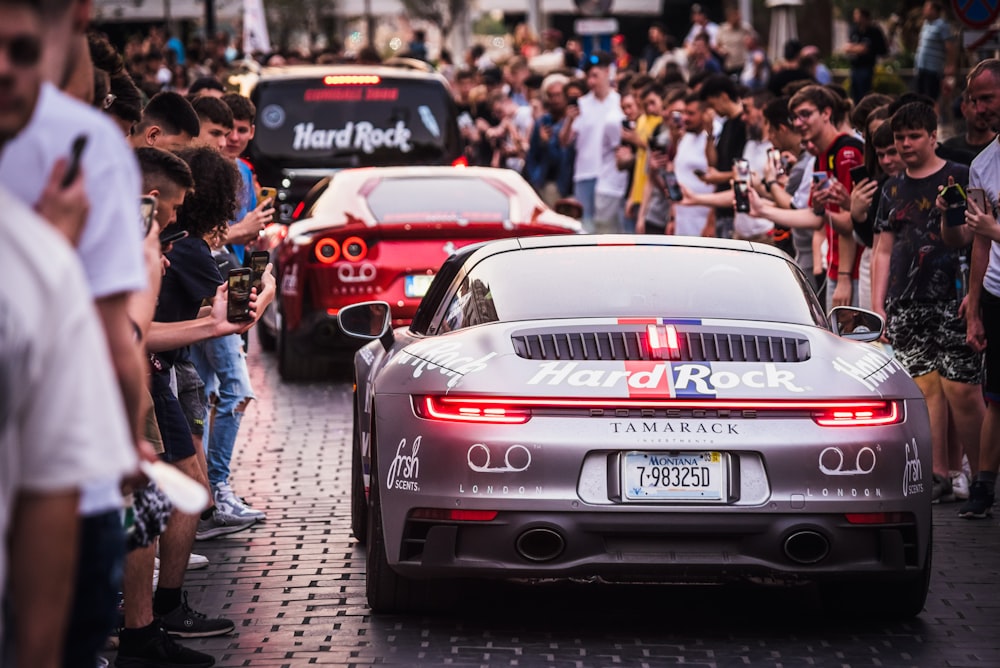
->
xmin=110 ymin=341 xmax=1000 ymax=667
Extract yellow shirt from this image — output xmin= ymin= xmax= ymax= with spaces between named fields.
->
xmin=629 ymin=114 xmax=663 ymax=207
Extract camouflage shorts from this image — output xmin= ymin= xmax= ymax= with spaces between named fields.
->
xmin=885 ymin=300 xmax=984 ymax=384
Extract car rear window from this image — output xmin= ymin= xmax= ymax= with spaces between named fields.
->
xmin=437 ymin=246 xmax=825 ymax=330
xmin=252 ymin=76 xmax=459 ymax=167
xmin=364 ymin=177 xmax=510 ymax=224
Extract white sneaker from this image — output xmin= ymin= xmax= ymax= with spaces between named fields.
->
xmin=950 ymin=470 xmax=971 ymax=501
xmin=153 ymin=553 xmax=210 ymax=570
xmin=213 ymin=483 xmax=265 ymax=522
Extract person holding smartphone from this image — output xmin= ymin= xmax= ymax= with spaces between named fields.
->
xmin=873 ymin=101 xmax=985 ymax=512
xmin=525 ymin=74 xmax=574 ymax=207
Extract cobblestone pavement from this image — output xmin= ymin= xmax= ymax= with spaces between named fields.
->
xmin=114 ymin=340 xmax=1000 ymax=667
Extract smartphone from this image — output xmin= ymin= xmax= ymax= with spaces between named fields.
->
xmin=849 ymin=164 xmax=870 ymax=184
xmin=812 ymin=172 xmax=831 ymax=191
xmin=663 ymin=171 xmax=683 ymax=201
xmin=259 ymin=186 xmax=277 ymax=205
xmin=941 ymin=183 xmax=968 ymax=227
xmin=734 ymin=179 xmax=751 ymax=213
xmin=160 ymin=229 xmax=189 ymax=250
xmin=140 ymin=195 xmax=157 ymax=236
xmin=967 ymin=187 xmax=989 ymax=214
xmin=734 ymin=159 xmax=751 ymax=181
xmin=768 ymin=148 xmax=785 ymax=176
xmin=693 ymin=168 xmax=707 ymax=178
xmin=249 ymin=250 xmax=269 ymax=293
xmin=227 ymin=268 xmax=253 ymax=323
xmin=670 ymin=110 xmax=684 ymax=127
xmin=61 ymin=134 xmax=88 ymax=188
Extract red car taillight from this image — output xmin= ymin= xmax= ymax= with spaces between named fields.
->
xmin=314 ymin=238 xmax=341 ymax=264
xmin=811 ymin=401 xmax=900 ymax=427
xmin=413 ymin=396 xmax=901 ymax=427
xmin=452 ymin=155 xmax=469 ymax=167
xmin=342 ymin=236 xmax=368 ymax=262
xmin=415 ymin=396 xmax=531 ymax=424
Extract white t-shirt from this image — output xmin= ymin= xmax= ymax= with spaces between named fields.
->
xmin=0 ymin=82 xmax=146 ymax=300
xmin=684 ymin=21 xmax=721 ymax=47
xmin=673 ymin=131 xmax=713 ymax=236
xmin=573 ymin=90 xmax=628 ymax=197
xmin=735 ymin=138 xmax=775 ymax=238
xmin=0 ymin=187 xmax=137 ymax=645
xmin=971 ymin=138 xmax=1000 ymax=297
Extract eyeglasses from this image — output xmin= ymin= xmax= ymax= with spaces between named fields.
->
xmin=0 ymin=34 xmax=42 ymax=68
xmin=789 ymin=108 xmax=818 ymax=124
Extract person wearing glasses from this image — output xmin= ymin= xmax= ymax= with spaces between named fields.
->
xmin=745 ymin=85 xmax=864 ymax=312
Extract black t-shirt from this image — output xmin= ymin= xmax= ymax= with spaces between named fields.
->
xmin=154 ymin=235 xmax=224 ymax=367
xmin=939 ymin=136 xmax=993 ymax=166
xmin=849 ymin=25 xmax=888 ymax=68
xmin=877 ymin=161 xmax=970 ymax=303
xmin=713 ymin=115 xmax=747 ymax=217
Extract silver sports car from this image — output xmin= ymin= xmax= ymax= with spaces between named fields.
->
xmin=340 ymin=235 xmax=932 ymax=617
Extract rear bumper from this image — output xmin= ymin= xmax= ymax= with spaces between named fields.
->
xmin=392 ymin=510 xmax=927 ymax=584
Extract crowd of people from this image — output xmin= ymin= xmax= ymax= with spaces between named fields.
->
xmin=3 ymin=0 xmax=999 ymax=667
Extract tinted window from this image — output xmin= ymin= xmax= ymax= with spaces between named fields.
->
xmin=365 ymin=177 xmax=510 ymax=224
xmin=251 ymin=77 xmax=459 ymax=167
xmin=434 ymin=246 xmax=824 ymax=331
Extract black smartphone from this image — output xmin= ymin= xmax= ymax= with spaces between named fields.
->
xmin=663 ymin=171 xmax=683 ymax=201
xmin=227 ymin=268 xmax=253 ymax=323
xmin=693 ymin=168 xmax=707 ymax=178
xmin=942 ymin=184 xmax=968 ymax=227
xmin=249 ymin=250 xmax=269 ymax=293
xmin=849 ymin=164 xmax=870 ymax=184
xmin=140 ymin=195 xmax=157 ymax=236
xmin=160 ymin=229 xmax=188 ymax=250
xmin=61 ymin=134 xmax=88 ymax=188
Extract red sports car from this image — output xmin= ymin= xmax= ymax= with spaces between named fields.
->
xmin=257 ymin=166 xmax=581 ymax=380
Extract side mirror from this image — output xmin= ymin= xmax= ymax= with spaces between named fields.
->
xmin=829 ymin=306 xmax=884 ymax=343
xmin=553 ymin=197 xmax=583 ymax=220
xmin=338 ymin=301 xmax=394 ymax=349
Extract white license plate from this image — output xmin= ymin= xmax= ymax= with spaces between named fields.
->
xmin=404 ymin=274 xmax=434 ymax=298
xmin=622 ymin=451 xmax=726 ymax=501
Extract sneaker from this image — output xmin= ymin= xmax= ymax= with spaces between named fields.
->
xmin=931 ymin=473 xmax=952 ymax=504
xmin=158 ymin=591 xmax=235 ymax=639
xmin=958 ymin=480 xmax=995 ymax=519
xmin=213 ymin=483 xmax=265 ymax=522
xmin=154 ymin=553 xmax=209 ymax=571
xmin=949 ymin=470 xmax=971 ymax=501
xmin=194 ymin=512 xmax=255 ymax=541
xmin=115 ymin=623 xmax=215 ymax=667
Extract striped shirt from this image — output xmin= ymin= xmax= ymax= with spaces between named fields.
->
xmin=915 ymin=18 xmax=953 ymax=74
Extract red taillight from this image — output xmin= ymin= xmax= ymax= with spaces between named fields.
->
xmin=647 ymin=324 xmax=681 ymax=360
xmin=292 ymin=201 xmax=306 ymax=220
xmin=452 ymin=155 xmax=469 ymax=167
xmin=314 ymin=238 xmax=341 ymax=264
xmin=416 ymin=396 xmax=531 ymax=424
xmin=342 ymin=236 xmax=368 ymax=262
xmin=812 ymin=401 xmax=900 ymax=426
xmin=844 ymin=512 xmax=910 ymax=525
xmin=410 ymin=508 xmax=498 ymax=522
xmin=324 ymin=74 xmax=380 ymax=85
xmin=413 ymin=396 xmax=900 ymax=427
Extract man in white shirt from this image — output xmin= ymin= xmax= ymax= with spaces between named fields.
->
xmin=672 ymin=92 xmax=715 ymax=236
xmin=561 ymin=51 xmax=627 ymax=233
xmin=684 ymin=4 xmax=721 ymax=51
xmin=0 ymin=1 xmax=137 ymax=664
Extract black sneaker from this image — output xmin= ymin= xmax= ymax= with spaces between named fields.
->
xmin=158 ymin=591 xmax=235 ymax=639
xmin=958 ymin=480 xmax=995 ymax=519
xmin=115 ymin=624 xmax=215 ymax=667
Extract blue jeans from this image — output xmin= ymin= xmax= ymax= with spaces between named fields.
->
xmin=190 ymin=334 xmax=255 ymax=487
xmin=574 ymin=178 xmax=597 ymax=234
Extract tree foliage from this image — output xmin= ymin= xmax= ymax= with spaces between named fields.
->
xmin=399 ymin=0 xmax=467 ymax=38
